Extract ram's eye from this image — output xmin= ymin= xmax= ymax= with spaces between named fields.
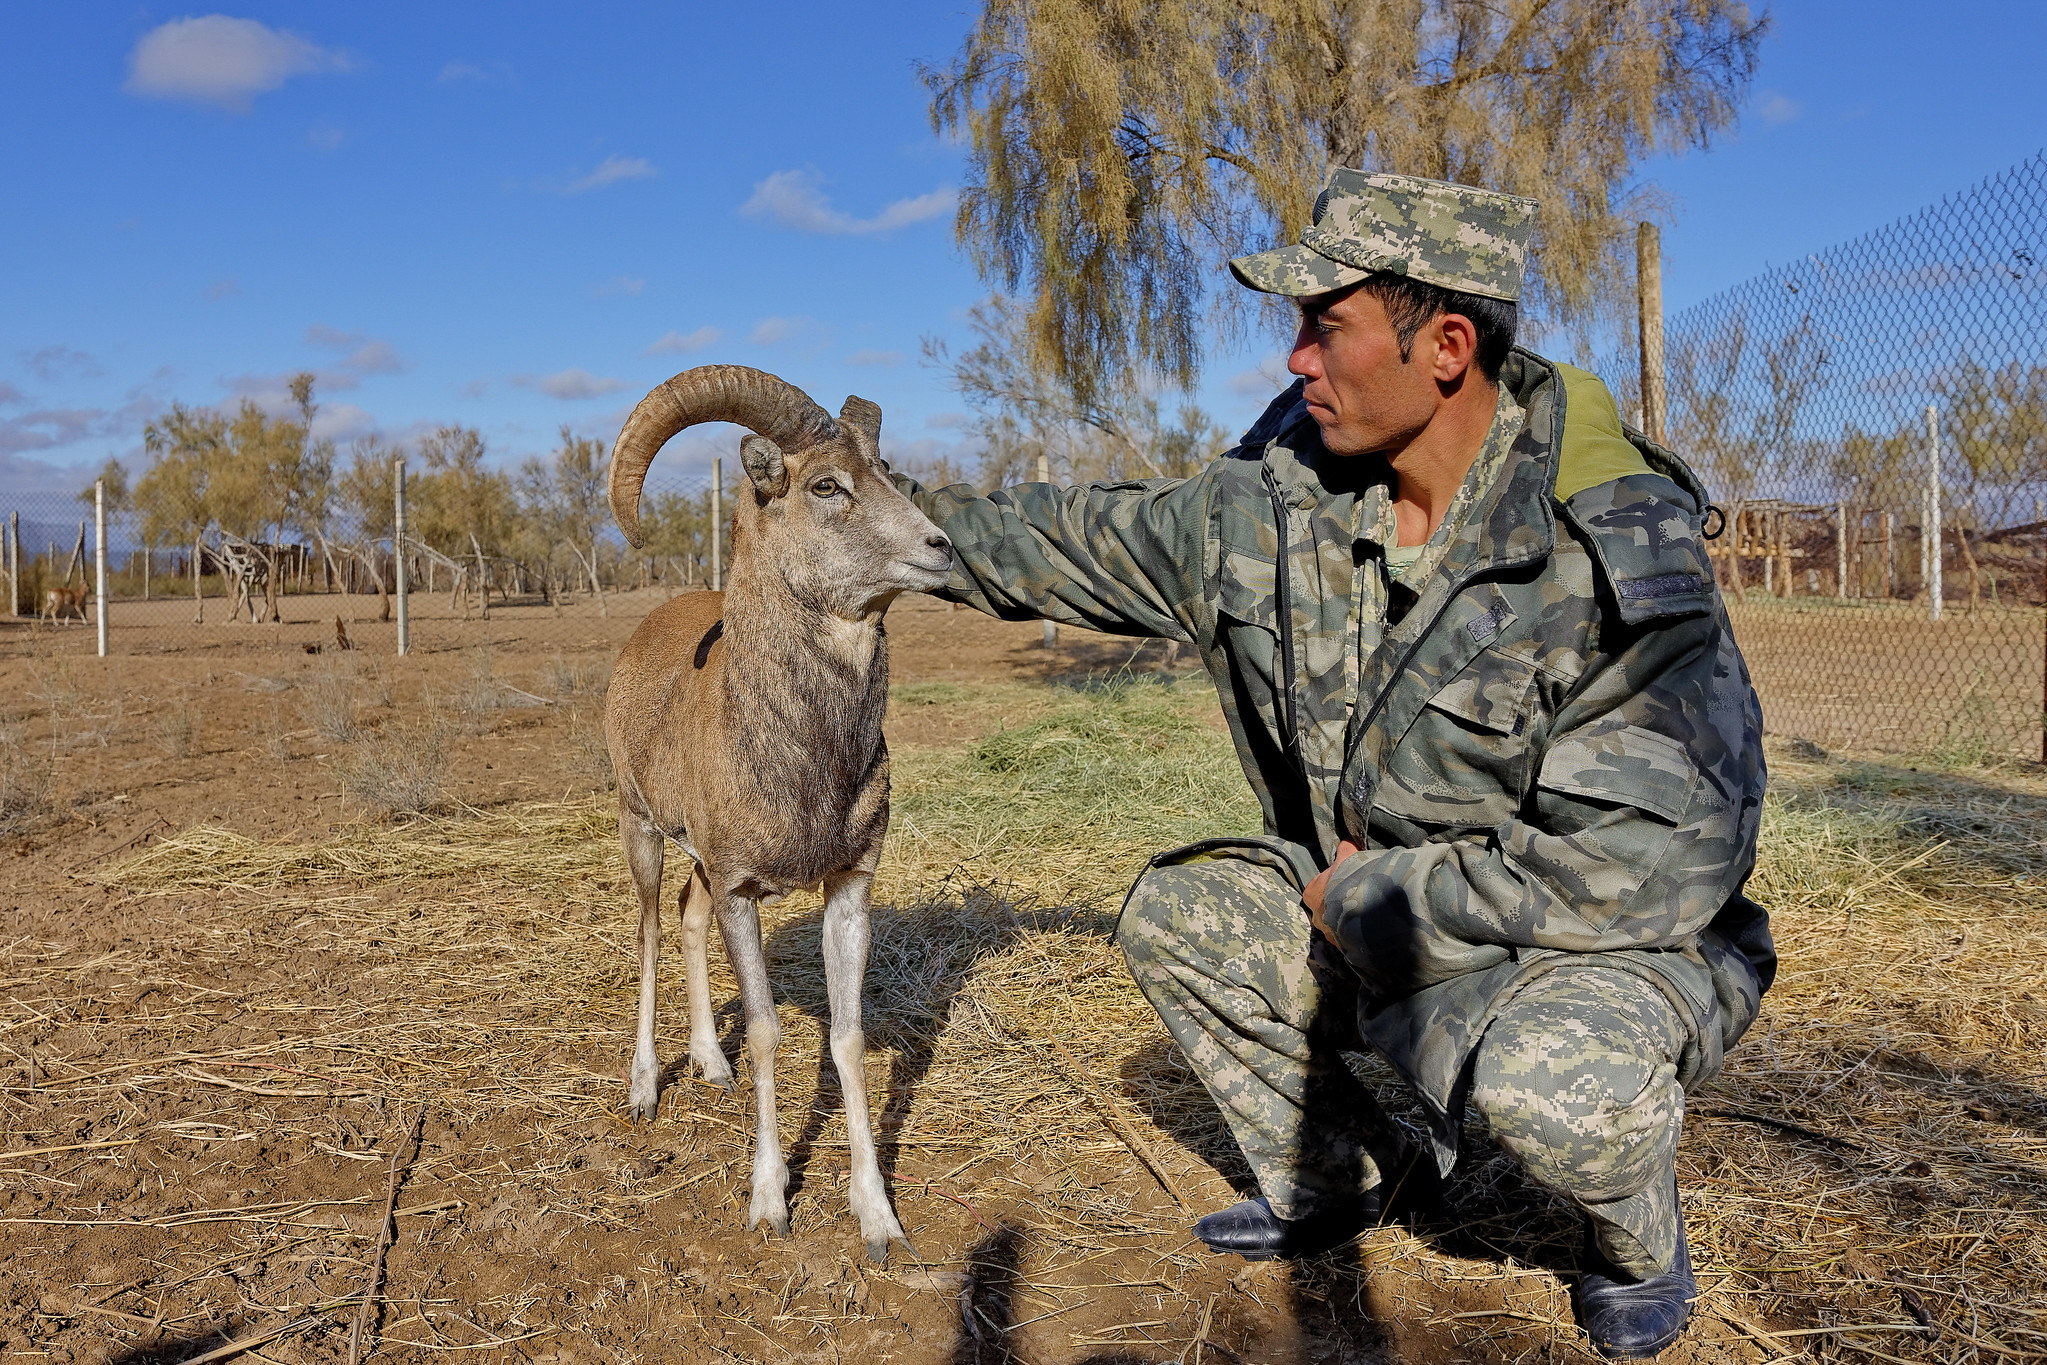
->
xmin=811 ymin=477 xmax=842 ymax=498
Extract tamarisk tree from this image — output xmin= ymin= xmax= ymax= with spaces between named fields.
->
xmin=925 ymin=0 xmax=1768 ymax=404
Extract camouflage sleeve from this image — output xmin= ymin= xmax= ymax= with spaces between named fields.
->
xmin=1323 ymin=608 xmax=1763 ymax=1001
xmin=891 ymin=471 xmax=1213 ymax=642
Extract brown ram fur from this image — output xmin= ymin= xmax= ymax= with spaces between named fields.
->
xmin=602 ymin=365 xmax=951 ymax=1263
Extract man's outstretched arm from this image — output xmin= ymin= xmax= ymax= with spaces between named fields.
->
xmin=893 ymin=471 xmax=1213 ymax=643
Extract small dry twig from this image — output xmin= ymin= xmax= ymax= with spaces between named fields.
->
xmin=346 ymin=1102 xmax=426 ymax=1365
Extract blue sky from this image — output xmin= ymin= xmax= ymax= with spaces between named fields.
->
xmin=2 ymin=2 xmax=2043 ymax=494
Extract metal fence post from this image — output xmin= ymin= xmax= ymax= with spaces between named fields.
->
xmin=93 ymin=480 xmax=108 ymax=657
xmin=393 ymin=455 xmax=409 ymax=656
xmin=1926 ymin=404 xmax=1943 ymax=622
xmin=1836 ymin=502 xmax=1848 ymax=599
xmin=1636 ymin=222 xmax=1666 ymax=445
xmin=710 ymin=457 xmax=723 ymax=592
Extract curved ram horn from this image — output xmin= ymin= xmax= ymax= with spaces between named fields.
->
xmin=607 ymin=365 xmax=838 ymax=547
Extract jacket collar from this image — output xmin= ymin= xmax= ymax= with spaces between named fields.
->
xmin=1260 ymin=347 xmax=1567 ymax=578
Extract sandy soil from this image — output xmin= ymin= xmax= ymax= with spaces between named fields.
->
xmin=0 ymin=594 xmax=1787 ymax=1365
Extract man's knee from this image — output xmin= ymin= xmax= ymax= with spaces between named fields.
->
xmin=1114 ymin=859 xmax=1304 ymax=966
xmin=1469 ymin=972 xmax=1684 ymax=1204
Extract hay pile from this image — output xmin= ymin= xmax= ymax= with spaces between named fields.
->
xmin=92 ymin=680 xmax=2047 ymax=1359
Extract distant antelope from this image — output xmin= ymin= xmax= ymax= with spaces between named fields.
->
xmin=40 ymin=587 xmax=87 ymax=625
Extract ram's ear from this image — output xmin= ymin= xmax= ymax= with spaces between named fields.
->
xmin=839 ymin=396 xmax=882 ymax=459
xmin=740 ymin=434 xmax=789 ymax=498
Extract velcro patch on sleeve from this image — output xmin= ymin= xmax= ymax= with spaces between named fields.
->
xmin=1615 ymin=573 xmax=1708 ymax=603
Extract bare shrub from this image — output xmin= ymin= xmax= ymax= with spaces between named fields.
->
xmin=153 ymin=697 xmax=197 ymax=759
xmin=297 ymin=661 xmax=361 ymax=742
xmin=333 ymin=720 xmax=450 ymax=819
xmin=0 ymin=725 xmax=53 ymax=833
xmin=452 ymin=650 xmax=515 ymax=731
xmin=544 ymin=653 xmax=609 ymax=698
xmin=30 ymin=660 xmax=82 ymax=717
xmin=563 ymin=706 xmax=615 ymax=791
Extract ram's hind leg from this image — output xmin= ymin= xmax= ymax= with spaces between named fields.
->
xmin=622 ymin=816 xmax=666 ymax=1121
xmin=822 ymin=870 xmax=912 ymax=1262
xmin=679 ymin=862 xmax=733 ymax=1087
xmin=716 ymin=890 xmax=790 ymax=1235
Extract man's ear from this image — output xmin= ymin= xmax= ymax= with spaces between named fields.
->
xmin=1433 ymin=313 xmax=1480 ymax=384
xmin=741 ymin=434 xmax=789 ymax=498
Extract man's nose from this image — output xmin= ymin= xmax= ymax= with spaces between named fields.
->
xmin=1287 ymin=324 xmax=1321 ymax=379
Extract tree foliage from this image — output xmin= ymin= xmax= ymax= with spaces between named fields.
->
xmin=925 ymin=294 xmax=1231 ymax=487
xmin=126 ymin=382 xmax=729 ymax=607
xmin=925 ymin=0 xmax=1767 ymax=403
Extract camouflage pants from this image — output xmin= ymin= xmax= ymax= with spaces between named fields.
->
xmin=1116 ymin=854 xmax=1685 ymax=1277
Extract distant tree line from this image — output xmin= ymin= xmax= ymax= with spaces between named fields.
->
xmin=88 ymin=374 xmax=724 ymax=620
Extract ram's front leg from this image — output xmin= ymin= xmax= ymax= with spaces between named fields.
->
xmin=716 ymin=889 xmax=790 ymax=1235
xmin=821 ymin=870 xmax=912 ymax=1262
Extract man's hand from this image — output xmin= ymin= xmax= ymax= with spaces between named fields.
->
xmin=1302 ymin=840 xmax=1362 ymax=944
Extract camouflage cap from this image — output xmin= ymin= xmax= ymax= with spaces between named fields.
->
xmin=1230 ymin=168 xmax=1538 ymax=303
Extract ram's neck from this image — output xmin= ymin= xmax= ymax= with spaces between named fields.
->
xmin=716 ymin=565 xmax=890 ymax=795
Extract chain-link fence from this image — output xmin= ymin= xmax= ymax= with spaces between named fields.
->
xmin=0 ymin=467 xmax=725 ymax=662
xmin=1598 ymin=151 xmax=2047 ymax=759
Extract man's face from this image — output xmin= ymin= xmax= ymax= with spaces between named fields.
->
xmin=1286 ymin=286 xmax=1442 ymax=458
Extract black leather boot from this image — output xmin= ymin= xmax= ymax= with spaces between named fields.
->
xmin=1192 ymin=1193 xmax=1378 ymax=1260
xmin=1575 ymin=1214 xmax=1696 ymax=1359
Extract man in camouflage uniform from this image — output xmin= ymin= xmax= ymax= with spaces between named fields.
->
xmin=893 ymin=168 xmax=1772 ymax=1359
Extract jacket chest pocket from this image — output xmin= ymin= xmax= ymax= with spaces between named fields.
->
xmin=1372 ymin=649 xmax=1539 ymax=835
xmin=1214 ymin=551 xmax=1288 ymax=741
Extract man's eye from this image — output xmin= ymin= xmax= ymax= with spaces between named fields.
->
xmin=811 ymin=478 xmax=841 ymax=497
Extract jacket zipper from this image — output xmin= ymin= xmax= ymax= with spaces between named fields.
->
xmin=1262 ymin=465 xmax=1305 ymax=775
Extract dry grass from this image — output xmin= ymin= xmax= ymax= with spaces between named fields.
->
xmin=84 ymin=680 xmax=2047 ymax=1360
xmin=296 ymin=659 xmax=363 ymax=742
xmin=329 ymin=716 xmax=453 ymax=818
xmin=151 ymin=693 xmax=198 ymax=758
xmin=0 ymin=721 xmax=52 ymax=832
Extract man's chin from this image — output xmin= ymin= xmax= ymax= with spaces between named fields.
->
xmin=1309 ymin=413 xmax=1371 ymax=457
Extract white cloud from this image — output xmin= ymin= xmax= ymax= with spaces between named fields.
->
xmin=310 ymin=402 xmax=376 ymax=442
xmin=460 ymin=378 xmax=491 ymax=399
xmin=740 ymin=168 xmax=954 ymax=236
xmin=924 ymin=410 xmax=967 ymax=430
xmin=1227 ymin=362 xmax=1293 ymax=398
xmin=342 ymin=340 xmax=404 ymax=375
xmin=845 ymin=349 xmax=902 ymax=367
xmin=512 ymin=368 xmax=626 ymax=401
xmin=0 ymin=389 xmax=161 ymax=459
xmin=647 ymin=327 xmax=721 ymax=355
xmin=593 ymin=275 xmax=646 ymax=298
xmin=304 ymin=324 xmax=360 ymax=349
xmin=305 ymin=325 xmax=406 ymax=376
xmin=750 ymin=317 xmax=799 ymax=346
xmin=23 ymin=346 xmax=101 ymax=382
xmin=204 ymin=277 xmax=240 ymax=300
xmin=124 ymin=16 xmax=351 ymax=113
xmin=308 ymin=122 xmax=344 ymax=150
xmin=1758 ymin=91 xmax=1802 ymax=126
xmin=0 ymin=382 xmax=24 ymax=406
xmin=564 ymin=154 xmax=657 ymax=195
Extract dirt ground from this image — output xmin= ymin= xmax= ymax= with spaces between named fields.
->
xmin=0 ymin=593 xmax=2037 ymax=1365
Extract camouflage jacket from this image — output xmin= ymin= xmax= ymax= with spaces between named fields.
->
xmin=898 ymin=350 xmax=1775 ymax=1162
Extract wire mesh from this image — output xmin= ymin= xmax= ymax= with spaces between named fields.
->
xmin=1597 ymin=151 xmax=2047 ymax=758
xmin=0 ymin=468 xmax=723 ymax=660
